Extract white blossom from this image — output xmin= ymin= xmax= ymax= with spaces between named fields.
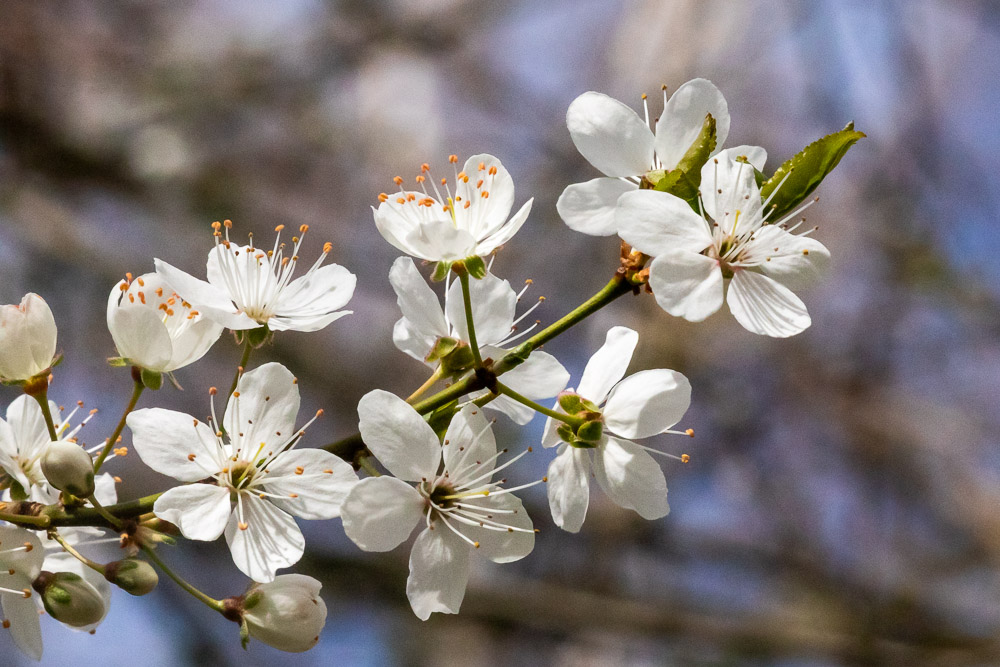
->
xmin=373 ymin=154 xmax=533 ymax=263
xmin=342 ymin=394 xmax=536 ymax=620
xmin=155 ymin=222 xmax=356 ymax=332
xmin=558 ymin=79 xmax=729 ymax=236
xmin=243 ymin=574 xmax=327 ymax=653
xmin=107 ymin=272 xmax=223 ymax=373
xmin=617 ymin=148 xmax=830 ymax=337
xmin=0 ymin=294 xmax=58 ymax=382
xmin=127 ymin=362 xmax=358 ymax=582
xmin=543 ymin=327 xmax=692 ymax=532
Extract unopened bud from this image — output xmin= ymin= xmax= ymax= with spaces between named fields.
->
xmin=233 ymin=574 xmax=327 ymax=653
xmin=40 ymin=441 xmax=95 ymax=497
xmin=32 ymin=571 xmax=106 ymax=628
xmin=104 ymin=558 xmax=158 ymax=596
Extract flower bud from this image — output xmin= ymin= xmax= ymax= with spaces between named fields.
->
xmin=240 ymin=574 xmax=327 ymax=653
xmin=40 ymin=441 xmax=96 ymax=497
xmin=103 ymin=558 xmax=158 ymax=596
xmin=32 ymin=571 xmax=107 ymax=628
xmin=0 ymin=294 xmax=57 ymax=382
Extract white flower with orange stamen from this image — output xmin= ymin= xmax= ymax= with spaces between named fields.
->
xmin=107 ymin=272 xmax=224 ymax=374
xmin=341 ymin=395 xmax=536 ymax=620
xmin=389 ymin=257 xmax=568 ymax=425
xmin=557 ymin=79 xmax=730 ymax=236
xmin=155 ymin=221 xmax=356 ymax=332
xmin=0 ymin=293 xmax=58 ymax=383
xmin=126 ymin=362 xmax=358 ymax=582
xmin=372 ymin=154 xmax=533 ymax=263
xmin=617 ymin=148 xmax=830 ymax=337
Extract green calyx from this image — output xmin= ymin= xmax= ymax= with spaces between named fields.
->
xmin=426 ymin=337 xmax=476 ymax=375
xmin=432 ymin=255 xmax=487 ymax=282
xmin=237 ymin=325 xmax=272 ymax=349
xmin=555 ymin=392 xmax=604 ymax=447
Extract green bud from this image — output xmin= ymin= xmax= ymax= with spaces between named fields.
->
xmin=33 ymin=571 xmax=106 ymax=628
xmin=139 ymin=367 xmax=162 ymax=391
xmin=40 ymin=441 xmax=95 ymax=497
xmin=104 ymin=559 xmax=158 ymax=596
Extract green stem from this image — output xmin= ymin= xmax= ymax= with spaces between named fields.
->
xmin=357 ymin=455 xmax=381 ymax=478
xmin=48 ymin=530 xmax=105 ymax=574
xmin=30 ymin=391 xmax=59 ymax=441
xmin=406 ymin=366 xmax=444 ymax=404
xmin=458 ymin=271 xmax=483 ymax=367
xmin=87 ymin=495 xmax=122 ymax=529
xmin=228 ymin=338 xmax=254 ymax=398
xmin=142 ymin=545 xmax=224 ymax=613
xmin=0 ymin=510 xmax=50 ymax=528
xmin=494 ymin=381 xmax=580 ymax=426
xmin=44 ymin=492 xmax=162 ymax=527
xmin=93 ymin=379 xmax=144 ymax=473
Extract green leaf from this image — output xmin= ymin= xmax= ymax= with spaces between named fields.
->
xmin=653 ymin=113 xmax=717 ymax=209
xmin=759 ymin=122 xmax=865 ymax=222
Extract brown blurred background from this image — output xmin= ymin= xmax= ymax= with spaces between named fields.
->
xmin=1 ymin=0 xmax=999 ymax=665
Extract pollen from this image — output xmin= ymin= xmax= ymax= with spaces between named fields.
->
xmin=238 ymin=522 xmax=249 ymax=531
xmin=488 ymin=166 xmax=497 ymax=176
xmin=378 ymin=193 xmax=389 ymax=202
xmin=393 ymin=176 xmax=404 ymax=186
xmin=224 ymin=219 xmax=233 ymax=229
xmin=685 ymin=428 xmax=694 ymax=437
xmin=295 ymin=467 xmax=304 ymax=475
xmin=323 ymin=469 xmax=333 ymax=474
xmin=448 ymin=154 xmax=458 ymax=163
xmin=2 ymin=620 xmax=8 ymax=629
xmin=323 ymin=242 xmax=333 ymax=254
xmin=22 ymin=543 xmax=32 ymax=552
xmin=209 ymin=387 xmax=218 ymax=395
xmin=681 ymin=454 xmax=691 ymax=463
xmin=187 ymin=453 xmax=197 ymax=461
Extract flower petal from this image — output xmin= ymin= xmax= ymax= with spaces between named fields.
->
xmin=406 ymin=527 xmax=470 ymax=620
xmin=442 ymin=404 xmax=496 ymax=488
xmin=616 ymin=190 xmax=712 ymax=257
xmin=2 ymin=593 xmax=42 ymax=660
xmin=393 ymin=317 xmax=438 ymax=364
xmin=460 ymin=491 xmax=534 ymax=563
xmin=727 ymin=270 xmax=811 ymax=337
xmin=155 ymin=258 xmax=258 ymax=330
xmin=389 ymin=257 xmax=448 ymax=339
xmin=0 ymin=526 xmax=44 ymax=581
xmin=357 ymin=390 xmax=440 ymax=482
xmin=225 ymin=362 xmax=300 ymax=456
xmin=592 ymin=437 xmax=669 ymax=520
xmin=271 ymin=263 xmax=356 ymax=332
xmin=106 ymin=283 xmax=173 ymax=372
xmin=403 ymin=218 xmax=478 ymax=263
xmin=226 ymin=494 xmax=305 ymax=582
xmin=456 ymin=154 xmax=516 ymax=242
xmin=127 ymin=408 xmax=224 ymax=481
xmin=445 ymin=272 xmax=517 ymax=347
xmin=647 ymin=251 xmax=724 ymax=322
xmin=577 ymin=326 xmax=638 ymax=404
xmin=745 ymin=226 xmax=831 ymax=290
xmin=496 ymin=350 xmax=570 ymax=400
xmin=567 ymin=92 xmax=654 ymax=177
xmin=699 ymin=151 xmax=760 ymax=225
xmin=154 ymin=484 xmax=232 ymax=541
xmin=165 ymin=316 xmax=224 ymax=371
xmin=476 ymin=198 xmax=533 ymax=255
xmin=261 ymin=449 xmax=358 ymax=520
xmin=604 ymin=369 xmax=692 ymax=439
xmin=557 ymin=178 xmax=636 ymax=236
xmin=721 ymin=144 xmax=767 ymax=171
xmin=341 ymin=476 xmax=423 ymax=552
xmin=546 ymin=444 xmax=591 ymax=533
xmin=654 ymin=78 xmax=730 ymax=170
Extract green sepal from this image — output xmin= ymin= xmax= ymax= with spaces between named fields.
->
xmin=576 ymin=419 xmax=604 ymax=444
xmin=242 ymin=589 xmax=263 ymax=611
xmin=244 ymin=325 xmax=271 ymax=348
xmin=438 ymin=344 xmax=476 ymax=376
xmin=759 ymin=122 xmax=866 ymax=222
xmin=139 ymin=368 xmax=162 ymax=391
xmin=556 ymin=423 xmax=576 ymax=445
xmin=557 ymin=393 xmax=601 ymax=416
xmin=165 ymin=372 xmax=183 ymax=391
xmin=431 ymin=261 xmax=451 ymax=282
xmin=653 ymin=112 xmax=717 ymax=208
xmin=240 ymin=618 xmax=251 ymax=650
xmin=8 ymin=479 xmax=27 ymax=502
xmin=106 ymin=357 xmax=128 ymax=367
xmin=427 ymin=400 xmax=460 ymax=439
xmin=426 ymin=337 xmax=460 ymax=364
xmin=463 ymin=255 xmax=487 ymax=279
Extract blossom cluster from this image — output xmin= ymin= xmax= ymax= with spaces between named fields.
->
xmin=0 ymin=78 xmax=860 ymax=657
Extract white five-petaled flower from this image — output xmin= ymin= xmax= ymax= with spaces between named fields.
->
xmin=557 ymin=79 xmax=730 ymax=236
xmin=155 ymin=221 xmax=356 ymax=332
xmin=0 ymin=396 xmax=98 ymax=495
xmin=126 ymin=362 xmax=359 ymax=582
xmin=543 ymin=327 xmax=692 ymax=533
xmin=242 ymin=574 xmax=327 ymax=653
xmin=0 ymin=294 xmax=58 ymax=382
xmin=373 ymin=154 xmax=533 ymax=263
xmin=389 ymin=257 xmax=569 ymax=425
xmin=107 ymin=272 xmax=223 ymax=374
xmin=617 ymin=148 xmax=831 ymax=337
xmin=342 ymin=394 xmax=536 ymax=620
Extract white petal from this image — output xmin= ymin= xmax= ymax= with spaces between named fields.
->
xmin=268 ymin=310 xmax=351 ymax=333
xmin=442 ymin=405 xmax=496 ymax=488
xmin=21 ymin=294 xmax=56 ymax=377
xmin=127 ymin=408 xmax=224 ymax=481
xmin=271 ymin=263 xmax=356 ymax=332
xmin=460 ymin=491 xmax=534 ymax=563
xmin=445 ymin=272 xmax=517 ymax=346
xmin=92 ymin=473 xmax=118 ymax=506
xmin=592 ymin=437 xmax=669 ymax=520
xmin=654 ymin=78 xmax=730 ymax=170
xmin=476 ymin=198 xmax=533 ymax=255
xmin=389 ymin=257 xmax=448 ymax=338
xmin=498 ymin=350 xmax=570 ymax=400
xmin=226 ymin=494 xmax=305 ymax=582
xmin=604 ymin=369 xmax=691 ymax=439
xmin=406 ymin=527 xmax=470 ymax=620
xmin=2 ymin=593 xmax=42 ymax=660
xmin=225 ymin=362 xmax=300 ymax=456
xmin=106 ymin=285 xmax=173 ymax=372
xmin=357 ymin=390 xmax=440 ymax=481
xmin=577 ymin=327 xmax=638 ymax=404
xmin=746 ymin=226 xmax=831 ymax=290
xmin=727 ymin=270 xmax=811 ymax=337
xmin=392 ymin=317 xmax=438 ymax=363
xmin=154 ymin=484 xmax=232 ymax=541
xmin=165 ymin=316 xmax=224 ymax=371
xmin=155 ymin=258 xmax=257 ymax=330
xmin=647 ymin=251 xmax=724 ymax=322
xmin=541 ymin=407 xmax=566 ymax=449
xmin=567 ymin=92 xmax=654 ymax=177
xmin=403 ymin=217 xmax=478 ymax=263
xmin=456 ymin=154 xmax=516 ymax=241
xmin=700 ymin=152 xmax=760 ymax=226
xmin=546 ymin=445 xmax=591 ymax=533
xmin=261 ymin=449 xmax=358 ymax=520
xmin=0 ymin=525 xmax=44 ymax=580
xmin=340 ymin=476 xmax=423 ymax=552
xmin=721 ymin=144 xmax=767 ymax=171
xmin=557 ymin=178 xmax=636 ymax=236
xmin=616 ymin=190 xmax=712 ymax=257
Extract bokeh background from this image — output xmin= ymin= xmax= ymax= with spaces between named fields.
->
xmin=1 ymin=0 xmax=999 ymax=665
